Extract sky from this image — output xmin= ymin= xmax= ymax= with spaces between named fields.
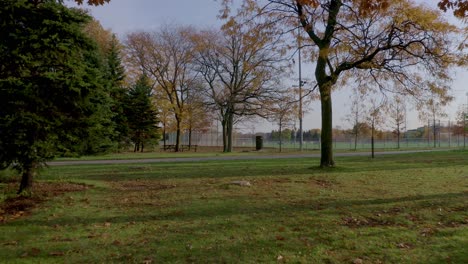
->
xmin=68 ymin=0 xmax=468 ymax=133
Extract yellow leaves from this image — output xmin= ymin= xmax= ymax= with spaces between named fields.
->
xmin=391 ymin=1 xmax=457 ymax=32
xmin=83 ymin=19 xmax=113 ymax=53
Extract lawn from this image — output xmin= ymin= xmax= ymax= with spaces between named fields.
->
xmin=1 ymin=151 xmax=467 ymax=263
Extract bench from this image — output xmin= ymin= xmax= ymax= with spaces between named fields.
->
xmin=160 ymin=145 xmax=176 ymax=151
xmin=181 ymin=145 xmax=197 ymax=152
xmin=161 ymin=145 xmax=198 ymax=152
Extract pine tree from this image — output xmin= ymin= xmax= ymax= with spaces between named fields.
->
xmin=125 ymin=75 xmax=160 ymax=152
xmin=0 ymin=0 xmax=115 ymax=193
xmin=106 ymin=35 xmax=129 ymax=149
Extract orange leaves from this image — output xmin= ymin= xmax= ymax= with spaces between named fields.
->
xmin=73 ymin=0 xmax=111 ymax=6
xmin=297 ymin=0 xmax=319 ymax=8
xmin=438 ymin=0 xmax=468 ymax=18
xmin=352 ymin=0 xmax=390 ymax=13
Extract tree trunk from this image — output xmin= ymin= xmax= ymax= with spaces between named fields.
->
xmin=188 ymin=127 xmax=192 ymax=150
xmin=319 ymin=86 xmax=335 ymax=167
xmin=354 ymin=131 xmax=358 ymax=151
xmin=163 ymin=124 xmax=167 ymax=148
xmin=371 ymin=120 xmax=375 ymax=159
xmin=175 ymin=117 xmax=181 ymax=152
xmin=227 ymin=112 xmax=234 ymax=152
xmin=433 ymin=116 xmax=437 ymax=148
xmin=279 ymin=122 xmax=283 ymax=153
xmin=18 ymin=162 xmax=37 ymax=194
xmin=397 ymin=130 xmax=400 ymax=149
xmin=221 ymin=117 xmax=228 ymax=152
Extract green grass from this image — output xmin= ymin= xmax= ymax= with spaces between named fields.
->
xmin=53 ymin=149 xmax=293 ymax=161
xmin=1 ymin=151 xmax=467 ymax=263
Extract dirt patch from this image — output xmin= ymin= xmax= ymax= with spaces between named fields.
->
xmin=0 ymin=182 xmax=89 ymax=223
xmin=314 ymin=179 xmax=335 ymax=188
xmin=111 ymin=181 xmax=177 ymax=191
xmin=342 ymin=215 xmax=398 ymax=228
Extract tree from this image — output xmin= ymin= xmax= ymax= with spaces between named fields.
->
xmin=0 ymin=0 xmax=113 ymax=193
xmin=193 ymin=23 xmax=287 ymax=152
xmin=438 ymin=0 xmax=468 ymax=17
xmin=29 ymin=0 xmax=111 ymax=6
xmin=83 ymin=19 xmax=129 ymax=148
xmin=126 ymin=26 xmax=198 ymax=152
xmin=267 ymin=89 xmax=297 ymax=152
xmin=417 ymin=88 xmax=451 ymax=148
xmin=386 ymin=96 xmax=406 ymax=149
xmin=154 ymin=93 xmax=175 ymax=148
xmin=105 ymin=35 xmax=129 ymax=148
xmin=82 ymin=19 xmax=128 ymax=151
xmin=344 ymin=89 xmax=366 ymax=150
xmin=224 ymin=0 xmax=459 ymax=166
xmin=125 ymin=75 xmax=160 ymax=152
xmin=364 ymin=97 xmax=385 ymax=158
xmin=182 ymin=86 xmax=213 ymax=150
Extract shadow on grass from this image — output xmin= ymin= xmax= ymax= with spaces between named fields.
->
xmin=11 ymin=191 xmax=467 ymax=229
xmin=41 ymin=155 xmax=468 ymax=182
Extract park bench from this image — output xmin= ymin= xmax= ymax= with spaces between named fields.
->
xmin=161 ymin=144 xmax=198 ymax=152
xmin=161 ymin=145 xmax=176 ymax=151
xmin=181 ymin=145 xmax=197 ymax=152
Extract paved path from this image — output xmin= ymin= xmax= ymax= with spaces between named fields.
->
xmin=47 ymin=149 xmax=447 ymax=166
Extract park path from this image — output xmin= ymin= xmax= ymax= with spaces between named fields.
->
xmin=47 ymin=149 xmax=447 ymax=166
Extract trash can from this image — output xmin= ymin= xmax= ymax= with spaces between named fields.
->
xmin=255 ymin=136 xmax=263 ymax=150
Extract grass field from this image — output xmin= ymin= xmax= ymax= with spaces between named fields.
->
xmin=1 ymin=151 xmax=467 ymax=263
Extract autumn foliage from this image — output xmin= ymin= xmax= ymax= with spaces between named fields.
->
xmin=438 ymin=0 xmax=468 ymax=17
xmin=222 ymin=0 xmax=461 ymax=166
xmin=72 ymin=0 xmax=110 ymax=6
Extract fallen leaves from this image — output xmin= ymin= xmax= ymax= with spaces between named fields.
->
xmin=353 ymin=258 xmax=363 ymax=264
xmin=275 ymin=235 xmax=286 ymax=241
xmin=342 ymin=215 xmax=396 ymax=227
xmin=396 ymin=242 xmax=413 ymax=249
xmin=49 ymin=251 xmax=65 ymax=256
xmin=0 ymin=182 xmax=89 ymax=223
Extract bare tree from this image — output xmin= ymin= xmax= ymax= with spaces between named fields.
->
xmin=267 ymin=89 xmax=297 ymax=152
xmin=182 ymin=81 xmax=213 ymax=149
xmin=193 ymin=22 xmax=288 ymax=152
xmin=344 ymin=89 xmax=366 ymax=150
xmin=126 ymin=26 xmax=198 ymax=152
xmin=365 ymin=96 xmax=385 ymax=158
xmin=386 ymin=95 xmax=406 ymax=149
xmin=417 ymin=88 xmax=451 ymax=148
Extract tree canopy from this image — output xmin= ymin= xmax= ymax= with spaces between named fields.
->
xmin=438 ymin=0 xmax=468 ymax=17
xmin=0 ymin=0 xmax=115 ymax=192
xmin=223 ymin=0 xmax=461 ymax=166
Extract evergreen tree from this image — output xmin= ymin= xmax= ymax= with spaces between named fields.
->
xmin=125 ymin=75 xmax=160 ymax=152
xmin=105 ymin=35 xmax=129 ymax=149
xmin=0 ymin=0 xmax=114 ymax=192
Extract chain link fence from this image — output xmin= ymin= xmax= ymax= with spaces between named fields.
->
xmin=162 ymin=120 xmax=467 ymax=151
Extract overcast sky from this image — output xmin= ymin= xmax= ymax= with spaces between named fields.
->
xmin=69 ymin=0 xmax=468 ymax=132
